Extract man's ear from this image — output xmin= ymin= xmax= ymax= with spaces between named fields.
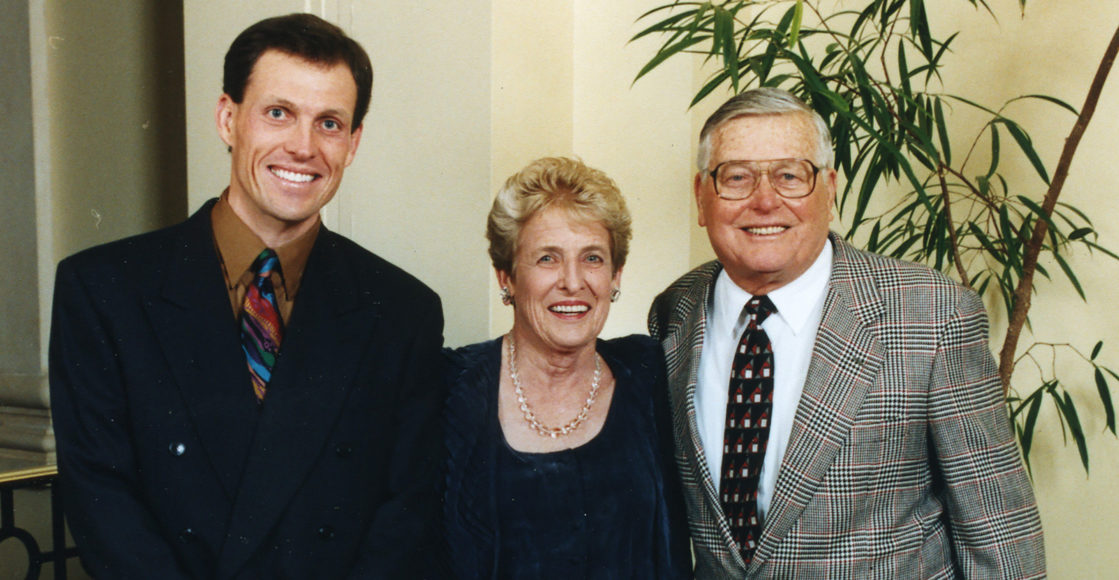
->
xmin=824 ymin=167 xmax=838 ymax=220
xmin=343 ymin=124 xmax=364 ymax=167
xmin=694 ymin=172 xmax=707 ymax=227
xmin=215 ymin=94 xmax=236 ymax=148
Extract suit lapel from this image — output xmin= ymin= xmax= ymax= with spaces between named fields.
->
xmin=663 ymin=262 xmax=750 ymax=571
xmin=217 ymin=231 xmax=383 ymax=578
xmin=144 ymin=201 xmax=259 ymax=499
xmin=752 ymin=237 xmax=887 ymax=567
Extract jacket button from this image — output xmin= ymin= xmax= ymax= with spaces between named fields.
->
xmin=318 ymin=526 xmax=335 ymax=540
xmin=178 ymin=528 xmax=195 ymax=543
xmin=169 ymin=442 xmax=187 ymax=456
xmin=335 ymin=444 xmax=353 ymax=458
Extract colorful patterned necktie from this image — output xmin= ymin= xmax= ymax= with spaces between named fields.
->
xmin=241 ymin=249 xmax=284 ymax=401
xmin=719 ymin=295 xmax=776 ymax=564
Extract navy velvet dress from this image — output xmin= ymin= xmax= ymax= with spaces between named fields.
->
xmin=442 ymin=335 xmax=692 ymax=579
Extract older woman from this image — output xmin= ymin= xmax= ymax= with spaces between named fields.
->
xmin=442 ymin=157 xmax=691 ymax=578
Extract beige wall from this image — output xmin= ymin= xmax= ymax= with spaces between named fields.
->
xmin=184 ymin=0 xmax=695 ymax=346
xmin=186 ymin=0 xmax=494 ymax=347
xmin=932 ymin=2 xmax=1119 ymax=577
xmin=6 ymin=0 xmax=1115 ymax=577
xmin=0 ymin=0 xmax=185 ymax=452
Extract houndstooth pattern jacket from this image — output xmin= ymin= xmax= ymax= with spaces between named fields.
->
xmin=648 ymin=234 xmax=1045 ymax=579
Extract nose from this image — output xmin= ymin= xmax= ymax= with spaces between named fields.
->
xmin=284 ymin=122 xmax=315 ymax=159
xmin=746 ymin=172 xmax=783 ymax=211
xmin=557 ymin=260 xmax=585 ymax=292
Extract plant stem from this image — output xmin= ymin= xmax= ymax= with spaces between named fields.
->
xmin=937 ymin=168 xmax=972 ymax=288
xmin=998 ymin=24 xmax=1119 ymax=394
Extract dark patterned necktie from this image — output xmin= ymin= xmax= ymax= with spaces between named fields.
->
xmin=719 ymin=295 xmax=776 ymax=564
xmin=241 ymin=249 xmax=284 ymax=401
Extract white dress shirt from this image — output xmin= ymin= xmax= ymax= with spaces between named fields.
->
xmin=695 ymin=240 xmax=832 ymax=522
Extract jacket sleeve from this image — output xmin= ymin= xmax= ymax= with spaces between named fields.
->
xmin=648 ymin=289 xmax=672 ymax=340
xmin=649 ymin=342 xmax=696 ymax=578
xmin=928 ymin=287 xmax=1046 ymax=578
xmin=345 ymin=295 xmax=446 ymax=579
xmin=49 ymin=258 xmax=193 ymax=579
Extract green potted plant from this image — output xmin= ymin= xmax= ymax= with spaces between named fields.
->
xmin=632 ymin=0 xmax=1119 ymax=472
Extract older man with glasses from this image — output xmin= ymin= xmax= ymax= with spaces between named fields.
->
xmin=649 ymin=87 xmax=1045 ymax=579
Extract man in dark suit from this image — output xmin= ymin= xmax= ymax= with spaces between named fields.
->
xmin=49 ymin=13 xmax=443 ymax=578
xmin=649 ymin=88 xmax=1045 ymax=578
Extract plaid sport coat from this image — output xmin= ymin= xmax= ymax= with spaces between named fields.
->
xmin=648 ymin=234 xmax=1045 ymax=579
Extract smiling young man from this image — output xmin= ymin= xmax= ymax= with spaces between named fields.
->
xmin=649 ymin=87 xmax=1045 ymax=578
xmin=49 ymin=14 xmax=444 ymax=578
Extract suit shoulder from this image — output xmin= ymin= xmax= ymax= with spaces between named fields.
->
xmin=601 ymin=334 xmax=661 ymax=363
xmin=649 ymin=261 xmax=719 ymax=335
xmin=56 ymin=220 xmax=191 ymax=281
xmin=444 ymin=338 xmax=501 ymax=378
xmin=600 ymin=334 xmax=666 ymax=388
xmin=320 ymin=230 xmax=439 ymax=305
xmin=838 ymin=240 xmax=968 ymax=291
xmin=833 ymin=238 xmax=980 ymax=319
xmin=657 ymin=261 xmax=721 ymax=298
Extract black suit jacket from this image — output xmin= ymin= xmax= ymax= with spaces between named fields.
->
xmin=49 ymin=200 xmax=445 ymax=579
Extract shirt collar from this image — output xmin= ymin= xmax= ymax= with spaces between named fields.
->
xmin=714 ymin=238 xmax=833 ymax=336
xmin=210 ymin=190 xmax=318 ymax=296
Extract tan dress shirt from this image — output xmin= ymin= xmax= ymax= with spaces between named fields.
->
xmin=210 ymin=192 xmax=318 ymax=324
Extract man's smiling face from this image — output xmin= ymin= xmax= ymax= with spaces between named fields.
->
xmin=217 ymin=50 xmax=363 ymax=245
xmin=695 ymin=112 xmax=836 ymax=295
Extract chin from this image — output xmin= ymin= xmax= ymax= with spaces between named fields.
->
xmin=545 ymin=332 xmax=598 ymax=352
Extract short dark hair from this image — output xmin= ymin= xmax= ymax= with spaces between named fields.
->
xmin=223 ymin=13 xmax=373 ymax=131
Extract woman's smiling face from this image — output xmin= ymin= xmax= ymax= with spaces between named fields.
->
xmin=498 ymin=206 xmax=621 ymax=355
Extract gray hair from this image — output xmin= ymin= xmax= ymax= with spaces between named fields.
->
xmin=487 ymin=157 xmax=632 ymax=277
xmin=696 ymin=87 xmax=834 ymax=171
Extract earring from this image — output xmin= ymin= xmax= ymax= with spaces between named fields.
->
xmin=610 ymin=287 xmax=621 ymax=303
xmin=499 ymin=287 xmax=513 ymax=306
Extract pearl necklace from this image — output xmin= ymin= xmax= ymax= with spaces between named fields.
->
xmin=507 ymin=335 xmax=602 ymax=438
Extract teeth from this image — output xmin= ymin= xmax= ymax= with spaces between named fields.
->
xmin=746 ymin=226 xmax=786 ymax=235
xmin=550 ymin=304 xmax=589 ymax=314
xmin=271 ymin=167 xmax=315 ymax=183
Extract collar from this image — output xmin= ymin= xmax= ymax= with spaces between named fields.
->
xmin=713 ymin=238 xmax=833 ymax=336
xmin=210 ymin=190 xmax=318 ymax=296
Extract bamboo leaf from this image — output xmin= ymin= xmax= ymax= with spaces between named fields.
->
xmin=898 ymin=35 xmax=912 ymax=100
xmin=934 ymin=97 xmax=952 ymax=166
xmin=1057 ymin=390 xmax=1090 ymax=472
xmin=690 ymin=68 xmax=733 ymax=108
xmin=631 ymin=6 xmax=704 ymax=42
xmin=713 ymin=7 xmax=740 ymax=92
xmin=1092 ymin=341 xmax=1104 ymax=360
xmin=633 ymin=1 xmax=705 ymax=23
xmin=868 ymin=220 xmax=882 ymax=253
xmin=985 ymin=123 xmax=1001 ymax=179
xmin=1017 ymin=195 xmax=1058 ymax=234
xmin=925 ymin=31 xmax=959 ymax=83
xmin=1000 ymin=119 xmax=1051 ymax=184
xmin=1052 ymin=251 xmax=1086 ymax=300
xmin=1082 ymin=240 xmax=1119 ymax=262
xmin=910 ymin=0 xmax=934 ymax=58
xmin=849 ymin=154 xmax=884 ymax=234
xmin=969 ymin=223 xmax=1006 ymax=265
xmin=1069 ymin=227 xmax=1093 ymax=240
xmin=1019 ymin=388 xmax=1044 ymax=464
xmin=789 ymin=0 xmax=804 ymax=46
xmin=634 ymin=34 xmax=712 ymax=83
xmin=1095 ymin=368 xmax=1116 ymax=434
xmin=1011 ymin=93 xmax=1079 ymax=115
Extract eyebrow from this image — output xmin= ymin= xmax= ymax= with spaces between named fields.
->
xmin=533 ymin=243 xmax=609 ymax=255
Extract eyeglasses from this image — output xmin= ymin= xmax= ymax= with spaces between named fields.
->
xmin=707 ymin=158 xmax=821 ymax=200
